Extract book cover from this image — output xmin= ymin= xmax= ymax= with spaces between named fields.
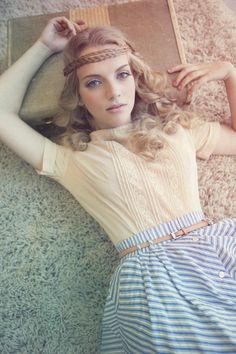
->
xmin=7 ymin=0 xmax=187 ymax=124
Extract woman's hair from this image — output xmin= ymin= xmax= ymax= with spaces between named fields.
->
xmin=52 ymin=25 xmax=201 ymax=161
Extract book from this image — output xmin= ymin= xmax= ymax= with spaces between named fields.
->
xmin=7 ymin=0 xmax=187 ymax=125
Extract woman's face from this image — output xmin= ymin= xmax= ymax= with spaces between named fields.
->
xmin=77 ymin=45 xmax=136 ymax=130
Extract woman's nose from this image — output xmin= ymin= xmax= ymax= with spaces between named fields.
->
xmin=105 ymin=82 xmax=121 ymax=100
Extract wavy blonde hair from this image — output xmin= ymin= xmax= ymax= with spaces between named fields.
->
xmin=53 ymin=25 xmax=202 ymax=161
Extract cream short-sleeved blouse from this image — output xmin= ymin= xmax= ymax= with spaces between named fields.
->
xmin=36 ymin=120 xmax=221 ymax=245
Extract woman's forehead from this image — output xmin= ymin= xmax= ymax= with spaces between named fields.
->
xmin=77 ymin=50 xmax=130 ymax=78
xmin=77 ymin=56 xmax=130 ymax=79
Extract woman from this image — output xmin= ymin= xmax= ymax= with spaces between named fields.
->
xmin=0 ymin=17 xmax=236 ymax=353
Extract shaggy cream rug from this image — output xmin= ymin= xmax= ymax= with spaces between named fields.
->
xmin=0 ymin=0 xmax=235 ymax=353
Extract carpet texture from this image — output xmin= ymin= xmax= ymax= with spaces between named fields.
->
xmin=0 ymin=1 xmax=236 ymax=353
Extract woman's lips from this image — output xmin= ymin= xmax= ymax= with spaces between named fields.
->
xmin=106 ymin=104 xmax=126 ymax=113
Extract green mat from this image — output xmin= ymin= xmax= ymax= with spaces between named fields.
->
xmin=0 ymin=142 xmax=119 ymax=353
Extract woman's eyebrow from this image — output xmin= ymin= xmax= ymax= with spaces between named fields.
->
xmin=81 ymin=64 xmax=130 ymax=81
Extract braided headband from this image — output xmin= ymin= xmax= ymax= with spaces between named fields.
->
xmin=63 ymin=46 xmax=130 ymax=76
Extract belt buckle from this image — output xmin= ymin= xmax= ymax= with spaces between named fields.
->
xmin=170 ymin=231 xmax=182 ymax=240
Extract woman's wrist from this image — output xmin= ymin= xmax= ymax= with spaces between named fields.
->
xmin=223 ymin=61 xmax=236 ymax=82
xmin=34 ymin=39 xmax=55 ymax=56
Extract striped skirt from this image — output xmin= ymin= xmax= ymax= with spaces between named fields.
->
xmin=100 ymin=210 xmax=236 ymax=353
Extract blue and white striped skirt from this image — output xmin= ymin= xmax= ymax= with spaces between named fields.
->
xmin=100 ymin=210 xmax=236 ymax=353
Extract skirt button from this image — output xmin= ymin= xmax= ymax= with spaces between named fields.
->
xmin=192 ymin=237 xmax=199 ymax=242
xmin=218 ymin=271 xmax=226 ymax=279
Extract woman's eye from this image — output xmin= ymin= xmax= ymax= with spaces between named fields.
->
xmin=85 ymin=79 xmax=101 ymax=88
xmin=117 ymin=71 xmax=131 ymax=79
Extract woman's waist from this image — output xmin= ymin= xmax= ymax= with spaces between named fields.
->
xmin=114 ymin=209 xmax=207 ymax=252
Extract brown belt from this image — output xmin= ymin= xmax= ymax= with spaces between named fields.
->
xmin=118 ymin=219 xmax=214 ymax=259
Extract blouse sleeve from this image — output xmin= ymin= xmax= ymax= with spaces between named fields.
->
xmin=35 ymin=137 xmax=73 ymax=182
xmin=187 ymin=120 xmax=221 ymax=160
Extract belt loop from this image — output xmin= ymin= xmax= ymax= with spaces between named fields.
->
xmin=205 ymin=218 xmax=214 ymax=225
xmin=180 ymin=227 xmax=188 ymax=235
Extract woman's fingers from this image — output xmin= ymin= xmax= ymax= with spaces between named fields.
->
xmin=53 ymin=18 xmax=71 ymax=33
xmin=53 ymin=17 xmax=86 ymax=36
xmin=174 ymin=65 xmax=203 ymax=87
xmin=188 ymin=76 xmax=208 ymax=94
xmin=168 ymin=64 xmax=198 ymax=88
xmin=73 ymin=20 xmax=87 ymax=32
xmin=168 ymin=61 xmax=233 ymax=95
xmin=167 ymin=64 xmax=189 ymax=73
xmin=75 ymin=20 xmax=86 ymax=26
xmin=176 ymin=69 xmax=205 ymax=90
xmin=40 ymin=16 xmax=87 ymax=53
xmin=168 ymin=63 xmax=211 ymax=91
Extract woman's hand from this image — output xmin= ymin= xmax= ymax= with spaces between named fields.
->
xmin=38 ymin=16 xmax=86 ymax=54
xmin=168 ymin=61 xmax=236 ymax=95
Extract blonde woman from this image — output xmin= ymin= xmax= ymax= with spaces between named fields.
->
xmin=0 ymin=17 xmax=236 ymax=353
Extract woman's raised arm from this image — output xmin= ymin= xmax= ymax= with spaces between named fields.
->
xmin=168 ymin=61 xmax=236 ymax=130
xmin=0 ymin=40 xmax=53 ymax=170
xmin=168 ymin=61 xmax=236 ymax=156
xmin=0 ymin=17 xmax=84 ymax=170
